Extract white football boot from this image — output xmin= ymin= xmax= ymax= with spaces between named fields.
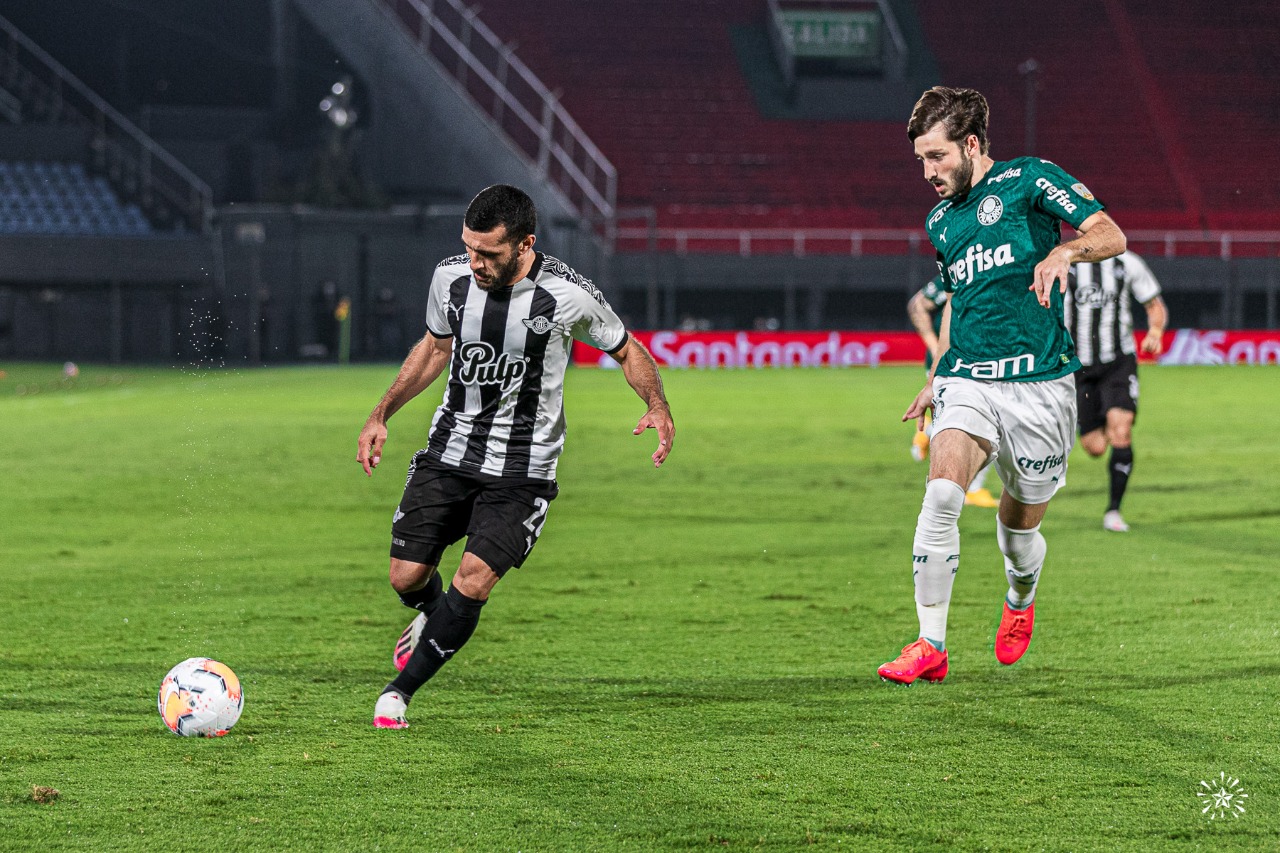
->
xmin=1103 ymin=510 xmax=1130 ymax=532
xmin=373 ymin=690 xmax=409 ymax=729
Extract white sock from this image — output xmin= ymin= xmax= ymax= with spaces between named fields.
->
xmin=913 ymin=479 xmax=965 ymax=647
xmin=997 ymin=518 xmax=1046 ymax=609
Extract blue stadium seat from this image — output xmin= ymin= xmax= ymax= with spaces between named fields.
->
xmin=0 ymin=159 xmax=156 ymax=236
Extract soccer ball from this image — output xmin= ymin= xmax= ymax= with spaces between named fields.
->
xmin=157 ymin=658 xmax=244 ymax=737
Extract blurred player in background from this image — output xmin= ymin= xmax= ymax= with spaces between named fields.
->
xmin=356 ymin=184 xmax=674 ymax=728
xmin=906 ymin=275 xmax=998 ymax=508
xmin=1065 ymin=251 xmax=1167 ymax=532
xmin=880 ymin=86 xmax=1126 ymax=685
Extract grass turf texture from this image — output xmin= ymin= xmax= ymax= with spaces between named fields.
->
xmin=0 ymin=361 xmax=1276 ymax=851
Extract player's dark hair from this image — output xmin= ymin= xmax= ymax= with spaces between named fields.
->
xmin=464 ymin=184 xmax=538 ymax=244
xmin=908 ymin=86 xmax=990 ymax=155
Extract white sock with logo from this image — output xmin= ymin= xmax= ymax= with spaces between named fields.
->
xmin=997 ymin=518 xmax=1045 ymax=609
xmin=913 ymin=478 xmax=965 ymax=648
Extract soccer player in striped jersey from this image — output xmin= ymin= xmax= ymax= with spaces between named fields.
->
xmin=879 ymin=87 xmax=1127 ymax=684
xmin=356 ymin=185 xmax=674 ymax=728
xmin=1065 ymin=251 xmax=1167 ymax=532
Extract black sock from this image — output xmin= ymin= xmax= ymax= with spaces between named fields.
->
xmin=387 ymin=585 xmax=486 ymax=699
xmin=397 ymin=570 xmax=443 ymax=615
xmin=1108 ymin=446 xmax=1133 ymax=512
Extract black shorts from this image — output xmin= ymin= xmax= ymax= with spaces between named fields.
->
xmin=390 ymin=454 xmax=558 ymax=576
xmin=1074 ymin=352 xmax=1139 ymax=435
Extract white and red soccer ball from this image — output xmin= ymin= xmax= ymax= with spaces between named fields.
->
xmin=157 ymin=658 xmax=244 ymax=737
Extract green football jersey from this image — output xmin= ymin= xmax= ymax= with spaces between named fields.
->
xmin=925 ymin=157 xmax=1105 ymax=382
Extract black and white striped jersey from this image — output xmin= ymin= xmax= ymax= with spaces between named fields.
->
xmin=421 ymin=251 xmax=627 ymax=480
xmin=1065 ymin=251 xmax=1162 ymax=366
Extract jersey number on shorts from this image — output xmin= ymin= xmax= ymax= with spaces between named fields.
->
xmin=523 ymin=497 xmax=551 ymax=555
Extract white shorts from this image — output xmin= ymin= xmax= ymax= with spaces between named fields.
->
xmin=931 ymin=374 xmax=1076 ymax=504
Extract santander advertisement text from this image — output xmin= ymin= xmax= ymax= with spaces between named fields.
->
xmin=574 ymin=331 xmax=920 ymax=368
xmin=572 ymin=330 xmax=1280 ymax=368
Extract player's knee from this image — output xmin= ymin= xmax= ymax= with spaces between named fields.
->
xmin=452 ymin=554 xmax=501 ymax=600
xmin=917 ymin=478 xmax=966 ymax=537
xmin=389 ymin=559 xmax=434 ymax=594
xmin=1079 ymin=431 xmax=1107 ymax=457
xmin=997 ymin=519 xmax=1046 ymax=570
xmin=1105 ymin=411 xmax=1134 ymax=448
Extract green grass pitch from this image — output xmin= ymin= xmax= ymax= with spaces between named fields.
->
xmin=0 ymin=361 xmax=1276 ymax=851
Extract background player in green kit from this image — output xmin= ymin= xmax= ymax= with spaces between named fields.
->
xmin=906 ymin=275 xmax=998 ymax=508
xmin=878 ymin=86 xmax=1127 ymax=684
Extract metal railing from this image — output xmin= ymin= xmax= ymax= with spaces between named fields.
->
xmin=374 ymin=0 xmax=616 ymax=224
xmin=0 ymin=81 xmax=20 ymax=124
xmin=612 ymin=222 xmax=1280 ymax=260
xmin=0 ymin=14 xmax=212 ymax=233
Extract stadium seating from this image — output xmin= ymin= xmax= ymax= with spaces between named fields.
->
xmin=472 ymin=0 xmax=916 ymax=228
xmin=1123 ymin=0 xmax=1280 ymax=229
xmin=0 ymin=160 xmax=154 ymax=236
xmin=468 ymin=0 xmax=1280 ymax=234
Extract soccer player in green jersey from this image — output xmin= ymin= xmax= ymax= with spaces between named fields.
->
xmin=878 ymin=86 xmax=1127 ymax=684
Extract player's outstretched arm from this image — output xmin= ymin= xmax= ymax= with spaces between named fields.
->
xmin=610 ymin=334 xmax=674 ymax=468
xmin=1031 ymin=211 xmax=1127 ymax=308
xmin=357 ymin=332 xmax=453 ymax=476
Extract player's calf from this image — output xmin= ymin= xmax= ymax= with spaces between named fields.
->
xmin=912 ymin=478 xmax=965 ymax=649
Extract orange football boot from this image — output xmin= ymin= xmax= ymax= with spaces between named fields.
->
xmin=995 ymin=602 xmax=1035 ymax=665
xmin=878 ymin=637 xmax=949 ymax=684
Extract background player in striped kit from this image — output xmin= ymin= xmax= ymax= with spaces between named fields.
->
xmin=356 ymin=185 xmax=674 ymax=728
xmin=1065 ymin=251 xmax=1167 ymax=531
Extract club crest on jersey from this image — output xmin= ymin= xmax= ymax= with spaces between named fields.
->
xmin=946 ymin=242 xmax=1015 ymax=286
xmin=458 ymin=341 xmax=527 ymax=388
xmin=977 ymin=195 xmax=1003 ymax=226
xmin=522 ymin=316 xmax=565 ymax=335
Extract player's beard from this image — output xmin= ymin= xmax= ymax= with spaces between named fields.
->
xmin=474 ymin=250 xmax=522 ymax=291
xmin=943 ymin=149 xmax=975 ymax=198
